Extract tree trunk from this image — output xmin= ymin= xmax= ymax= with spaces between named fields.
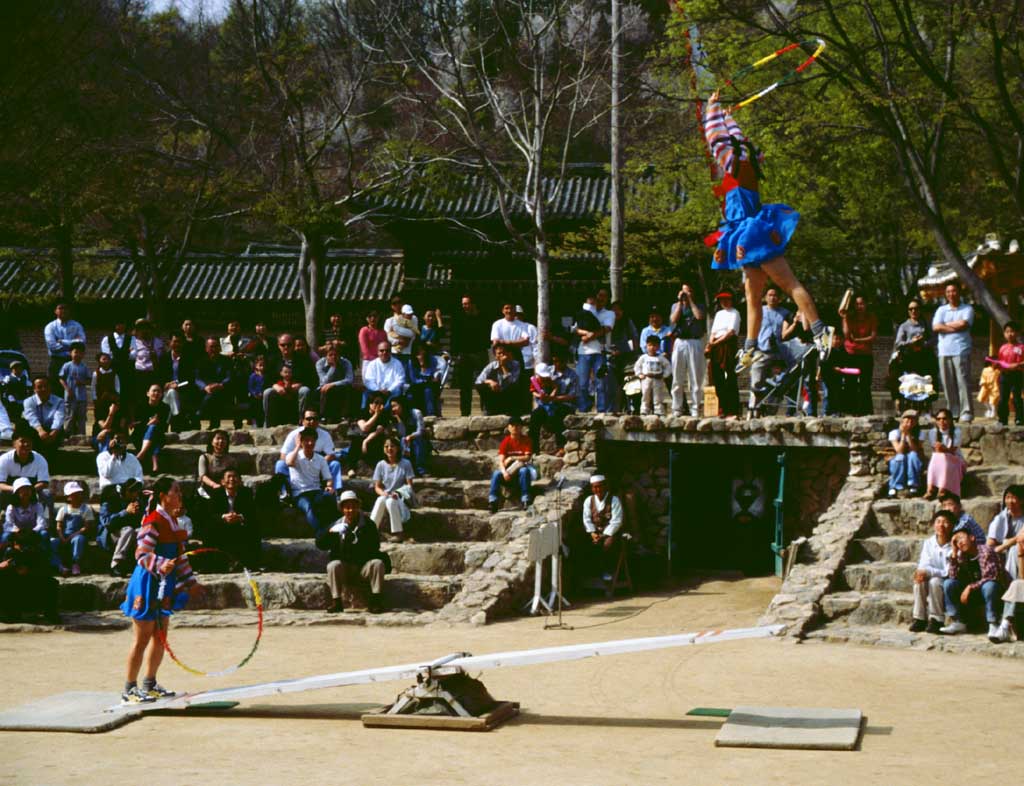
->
xmin=298 ymin=232 xmax=326 ymax=349
xmin=608 ymin=0 xmax=624 ymax=302
xmin=55 ymin=222 xmax=75 ymax=305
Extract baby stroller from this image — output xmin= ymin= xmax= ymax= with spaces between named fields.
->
xmin=748 ymin=343 xmax=818 ymax=418
xmin=896 ymin=372 xmax=937 ymax=414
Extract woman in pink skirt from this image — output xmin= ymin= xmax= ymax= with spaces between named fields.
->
xmin=923 ymin=409 xmax=966 ymax=499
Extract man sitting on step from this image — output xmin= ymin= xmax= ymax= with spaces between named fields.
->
xmin=910 ymin=510 xmax=954 ymax=634
xmin=316 ymin=490 xmax=388 ymax=614
xmin=938 ymin=492 xmax=986 ymax=544
xmin=941 ymin=529 xmax=1010 ymax=637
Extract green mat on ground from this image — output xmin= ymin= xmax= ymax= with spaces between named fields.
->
xmin=686 ymin=707 xmax=732 ymax=717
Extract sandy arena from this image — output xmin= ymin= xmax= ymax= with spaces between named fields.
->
xmin=2 ymin=576 xmax=1019 ymax=785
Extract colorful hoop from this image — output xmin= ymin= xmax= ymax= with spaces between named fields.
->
xmin=155 ymin=548 xmax=264 ymax=678
xmin=726 ymin=39 xmax=827 ymax=110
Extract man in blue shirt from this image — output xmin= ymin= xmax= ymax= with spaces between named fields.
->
xmin=932 ymin=282 xmax=975 ymax=422
xmin=22 ymin=377 xmax=65 ymax=456
xmin=43 ymin=303 xmax=86 ymax=391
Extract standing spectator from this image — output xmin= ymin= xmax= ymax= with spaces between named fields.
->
xmin=909 ymin=510 xmax=954 ymax=634
xmin=390 ymin=397 xmax=430 ymax=477
xmin=940 ymin=530 xmax=1010 ymax=636
xmin=418 ymin=308 xmax=445 ymax=356
xmin=574 ymin=289 xmax=615 ymax=413
xmin=750 ymin=288 xmax=791 ymax=410
xmin=0 ymin=429 xmax=53 ymax=520
xmin=488 ymin=416 xmax=536 ymax=512
xmin=157 ymin=333 xmax=198 ymax=431
xmin=889 ymin=300 xmax=937 ymax=403
xmin=608 ymin=301 xmax=639 ymax=413
xmin=839 ymin=293 xmax=878 ymax=415
xmin=58 ymin=342 xmax=90 ymax=436
xmin=196 ymin=337 xmax=233 ymax=429
xmin=670 ymin=283 xmax=706 ymax=418
xmin=370 ymin=436 xmax=416 ymax=543
xmin=97 ymin=433 xmax=144 ymax=490
xmin=132 ymin=383 xmax=169 ymax=473
xmin=408 ymin=344 xmax=444 ymax=417
xmin=220 ymin=320 xmax=252 ymax=427
xmin=887 ymin=409 xmax=923 ymax=497
xmin=44 ymin=302 xmax=86 ymax=391
xmin=201 ymin=469 xmax=261 ymax=570
xmin=528 ymin=360 xmax=577 ymax=456
xmin=362 ymin=342 xmax=408 ymax=409
xmin=129 ymin=319 xmax=163 ymax=406
xmin=264 ymin=334 xmax=311 ymax=422
xmin=932 ymin=282 xmax=975 ymax=422
xmin=92 ymin=351 xmax=121 ymax=425
xmin=98 ymin=479 xmax=144 ymax=576
xmin=179 ymin=318 xmax=202 ymax=362
xmin=100 ymin=320 xmax=135 ymax=401
xmin=358 ymin=311 xmax=388 ymax=378
xmin=819 ymin=332 xmax=857 ymax=416
xmin=1 ymin=358 xmax=31 ymax=422
xmin=246 ymin=355 xmax=266 ymax=426
xmin=274 ymin=411 xmax=343 ymax=496
xmin=491 ymin=303 xmax=531 ymax=365
xmin=639 ymin=306 xmax=673 ymax=356
xmin=384 ymin=296 xmax=418 ymax=367
xmin=22 ymin=377 xmax=65 ymax=456
xmin=706 ymin=289 xmax=742 ymax=417
xmin=284 ymin=427 xmax=336 ymax=538
xmin=197 ymin=429 xmax=241 ymax=499
xmin=52 ymin=481 xmax=95 ymax=576
xmin=317 ymin=491 xmax=388 ymax=614
xmin=450 ymin=295 xmax=490 ymax=417
xmin=475 ymin=345 xmax=522 ymax=416
xmin=319 ymin=312 xmax=349 ymax=357
xmin=923 ymin=409 xmax=966 ymax=500
xmin=514 ymin=305 xmax=539 ymax=376
xmin=293 ymin=336 xmax=319 ymax=374
xmin=634 ymin=335 xmax=672 ymax=416
xmin=3 ymin=477 xmax=47 ymax=545
xmin=995 ymin=321 xmax=1023 ymax=426
xmin=315 ymin=345 xmax=355 ymax=422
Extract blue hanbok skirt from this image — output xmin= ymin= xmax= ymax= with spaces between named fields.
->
xmin=121 ymin=542 xmax=189 ymax=621
xmin=711 ymin=186 xmax=800 ymax=270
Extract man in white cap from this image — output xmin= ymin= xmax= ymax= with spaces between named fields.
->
xmin=528 ymin=360 xmax=576 ymax=455
xmin=580 ymin=474 xmax=623 ymax=581
xmin=316 ymin=490 xmax=388 ymax=614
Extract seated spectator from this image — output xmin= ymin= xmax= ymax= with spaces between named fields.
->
xmin=941 ymin=529 xmax=1010 ymax=637
xmin=92 ymin=405 xmax=130 ymax=455
xmin=986 ymin=484 xmax=1024 ymax=643
xmin=274 ymin=411 xmax=343 ymax=497
xmin=0 ymin=400 xmax=12 ymax=442
xmin=131 ymin=383 xmax=170 ymax=473
xmin=52 ymin=481 xmax=95 ymax=576
xmin=528 ymin=358 xmax=577 ymax=456
xmin=97 ymin=479 xmax=144 ymax=576
xmin=97 ymin=433 xmax=144 ymax=490
xmin=157 ymin=333 xmax=198 ymax=431
xmin=390 ymin=397 xmax=430 ymax=477
xmin=370 ymin=437 xmax=416 ymax=543
xmin=284 ymin=427 xmax=336 ymax=537
xmin=475 ymin=345 xmax=523 ymax=416
xmin=910 ymin=510 xmax=954 ymax=634
xmin=938 ymin=492 xmax=986 ymax=544
xmin=889 ymin=299 xmax=937 ymax=402
xmin=0 ymin=429 xmax=53 ymax=521
xmin=197 ymin=429 xmax=241 ymax=500
xmin=196 ymin=337 xmax=233 ymax=430
xmin=316 ymin=345 xmax=355 ymax=422
xmin=264 ymin=334 xmax=311 ymax=423
xmin=3 ymin=477 xmax=48 ymax=545
xmin=0 ymin=522 xmax=60 ymax=624
xmin=996 ymin=321 xmax=1023 ymax=426
xmin=200 ymin=469 xmax=261 ymax=570
xmin=22 ymin=376 xmax=65 ymax=456
xmin=362 ymin=342 xmax=408 ymax=409
xmin=1 ymin=357 xmax=31 ymax=422
xmin=58 ymin=342 xmax=90 ymax=436
xmin=634 ymin=334 xmax=672 ymax=416
xmin=316 ymin=490 xmax=388 ymax=613
xmin=293 ymin=335 xmax=319 ymax=371
xmin=408 ymin=344 xmax=444 ymax=417
xmin=488 ymin=416 xmax=536 ymax=513
xmin=579 ymin=474 xmax=624 ymax=582
xmin=266 ymin=364 xmax=303 ymax=427
xmin=358 ymin=311 xmax=388 ymax=378
xmin=92 ymin=351 xmax=121 ymax=425
xmin=923 ymin=409 xmax=966 ymax=500
xmin=345 ymin=394 xmax=393 ymax=475
xmin=887 ymin=409 xmax=923 ymax=497
xmin=246 ymin=356 xmax=267 ymax=427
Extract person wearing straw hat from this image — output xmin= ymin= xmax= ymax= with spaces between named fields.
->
xmin=317 ymin=490 xmax=388 ymax=614
xmin=706 ymin=289 xmax=742 ymax=416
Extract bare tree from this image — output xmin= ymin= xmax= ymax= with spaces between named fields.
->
xmin=372 ymin=0 xmax=614 ymax=359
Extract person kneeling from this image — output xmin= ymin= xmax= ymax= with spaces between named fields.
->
xmin=317 ymin=490 xmax=389 ymax=614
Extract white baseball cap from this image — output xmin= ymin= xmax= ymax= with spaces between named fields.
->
xmin=63 ymin=480 xmax=85 ymax=497
xmin=338 ymin=490 xmax=359 ymax=503
xmin=12 ymin=477 xmax=33 ymax=493
xmin=515 ymin=304 xmax=525 ymax=314
xmin=401 ymin=304 xmax=414 ymax=315
xmin=535 ymin=362 xmax=553 ymax=378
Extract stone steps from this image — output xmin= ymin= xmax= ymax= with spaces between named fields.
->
xmin=261 ymin=538 xmax=493 ymax=575
xmin=841 ymin=561 xmax=916 ymax=592
xmin=56 ymin=571 xmax=459 ymax=613
xmin=962 ymin=465 xmax=1024 ymax=497
xmin=805 ymin=623 xmax=1024 ymax=659
xmin=849 ymin=535 xmax=922 ymax=563
xmin=869 ymin=495 xmax=1002 ymax=536
xmin=820 ymin=589 xmax=913 ymax=626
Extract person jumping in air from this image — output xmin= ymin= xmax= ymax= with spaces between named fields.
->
xmin=703 ymin=90 xmax=834 ymax=370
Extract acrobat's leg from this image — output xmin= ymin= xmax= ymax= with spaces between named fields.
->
xmin=761 ymin=256 xmax=822 ymax=329
xmin=743 ymin=266 xmax=768 ymax=346
xmin=126 ymin=619 xmax=155 ymax=684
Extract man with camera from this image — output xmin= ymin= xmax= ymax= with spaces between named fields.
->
xmin=96 ymin=433 xmax=145 ymax=490
xmin=670 ymin=284 xmax=706 ymax=418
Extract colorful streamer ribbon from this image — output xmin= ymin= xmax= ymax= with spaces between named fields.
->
xmin=727 ymin=39 xmax=827 ymax=110
xmin=156 ymin=547 xmax=264 ymax=678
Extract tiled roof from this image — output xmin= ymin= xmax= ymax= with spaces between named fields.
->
xmin=0 ymin=250 xmax=404 ymax=302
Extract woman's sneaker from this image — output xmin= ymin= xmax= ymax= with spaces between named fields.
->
xmin=814 ymin=326 xmax=836 ymax=362
xmin=121 ymin=686 xmax=156 ymax=705
xmin=145 ymin=683 xmax=176 ymax=699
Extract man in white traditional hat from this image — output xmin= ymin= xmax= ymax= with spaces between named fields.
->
xmin=316 ymin=490 xmax=389 ymax=614
xmin=580 ymin=474 xmax=623 ymax=582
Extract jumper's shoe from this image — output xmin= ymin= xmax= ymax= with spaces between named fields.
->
xmin=145 ymin=684 xmax=176 ymax=699
xmin=814 ymin=326 xmax=836 ymax=363
xmin=939 ymin=620 xmax=967 ymax=635
xmin=734 ymin=347 xmax=764 ymax=373
xmin=989 ymin=620 xmax=1013 ymax=644
xmin=121 ymin=686 xmax=156 ymax=705
xmin=908 ymin=618 xmax=927 ymax=633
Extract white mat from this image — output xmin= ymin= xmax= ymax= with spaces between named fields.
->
xmin=715 ymin=706 xmax=862 ymax=750
xmin=0 ymin=692 xmax=142 ymax=733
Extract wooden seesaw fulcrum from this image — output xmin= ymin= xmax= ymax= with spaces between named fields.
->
xmin=103 ymin=624 xmax=784 ymax=731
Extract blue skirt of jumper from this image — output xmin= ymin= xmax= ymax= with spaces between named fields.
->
xmin=711 ymin=186 xmax=800 ymax=271
xmin=121 ymin=542 xmax=188 ymax=621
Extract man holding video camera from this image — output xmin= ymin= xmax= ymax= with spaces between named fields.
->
xmin=670 ymin=283 xmax=706 ymax=417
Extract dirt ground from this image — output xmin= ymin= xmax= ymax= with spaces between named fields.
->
xmin=2 ymin=575 xmax=1019 ymax=785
